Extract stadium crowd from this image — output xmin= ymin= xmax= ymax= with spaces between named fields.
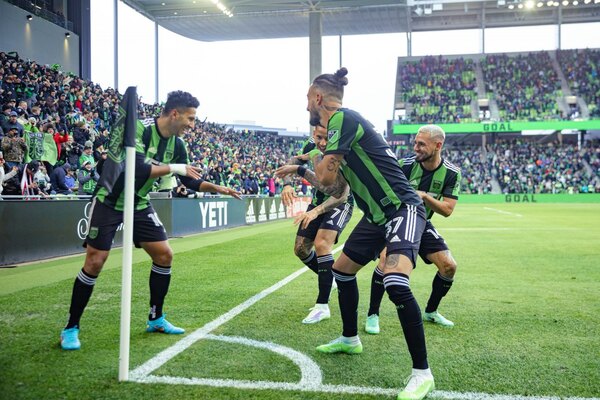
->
xmin=397 ymin=56 xmax=477 ymax=124
xmin=482 ymin=51 xmax=562 ymax=121
xmin=557 ymin=48 xmax=600 ymax=119
xmin=1 ymin=51 xmax=599 ymax=200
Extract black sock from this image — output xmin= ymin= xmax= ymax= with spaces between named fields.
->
xmin=367 ymin=267 xmax=385 ymax=316
xmin=316 ymin=254 xmax=334 ymax=304
xmin=425 ymin=272 xmax=454 ymax=313
xmin=384 ymin=273 xmax=428 ymax=369
xmin=149 ymin=263 xmax=171 ymax=321
xmin=332 ymin=268 xmax=359 ymax=337
xmin=66 ymin=268 xmax=98 ymax=329
xmin=300 ymin=250 xmax=319 ymax=274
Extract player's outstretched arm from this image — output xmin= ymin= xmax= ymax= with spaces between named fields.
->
xmin=198 ymin=181 xmax=242 ymax=199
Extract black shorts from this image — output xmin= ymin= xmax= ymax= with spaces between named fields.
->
xmin=418 ymin=220 xmax=449 ymax=264
xmin=84 ymin=199 xmax=168 ymax=251
xmin=343 ymin=203 xmax=426 ymax=267
xmin=297 ymin=202 xmax=353 ymax=244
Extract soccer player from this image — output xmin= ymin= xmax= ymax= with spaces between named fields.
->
xmin=365 ymin=125 xmax=461 ymax=336
xmin=60 ymin=91 xmax=241 ymax=351
xmin=307 ymin=68 xmax=435 ymax=400
xmin=276 ymin=125 xmax=352 ymax=324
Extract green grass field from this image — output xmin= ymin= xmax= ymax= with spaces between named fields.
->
xmin=1 ymin=203 xmax=599 ymax=400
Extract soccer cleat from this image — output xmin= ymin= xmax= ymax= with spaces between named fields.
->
xmin=302 ymin=304 xmax=331 ymax=324
xmin=146 ymin=315 xmax=185 ymax=334
xmin=316 ymin=336 xmax=363 ymax=355
xmin=423 ymin=311 xmax=454 ymax=327
xmin=60 ymin=327 xmax=81 ymax=350
xmin=397 ymin=373 xmax=435 ymax=400
xmin=365 ymin=314 xmax=380 ymax=335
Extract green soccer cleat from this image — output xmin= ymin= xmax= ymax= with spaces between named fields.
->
xmin=316 ymin=336 xmax=363 ymax=355
xmin=60 ymin=327 xmax=81 ymax=350
xmin=365 ymin=314 xmax=380 ymax=335
xmin=397 ymin=373 xmax=435 ymax=400
xmin=423 ymin=311 xmax=454 ymax=327
xmin=146 ymin=315 xmax=185 ymax=334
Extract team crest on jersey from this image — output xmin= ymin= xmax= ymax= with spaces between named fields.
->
xmin=432 ymin=180 xmax=442 ymax=190
xmin=328 ymin=129 xmax=339 ymax=143
xmin=409 ymin=179 xmax=418 ymax=188
xmin=88 ymin=227 xmax=99 ymax=240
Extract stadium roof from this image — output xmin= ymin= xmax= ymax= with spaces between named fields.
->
xmin=123 ymin=0 xmax=600 ymax=42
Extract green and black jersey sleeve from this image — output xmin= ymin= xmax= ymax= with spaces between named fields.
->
xmin=96 ymin=119 xmax=190 ymax=211
xmin=324 ymin=108 xmax=421 ymax=225
xmin=400 ymin=155 xmax=461 ymax=220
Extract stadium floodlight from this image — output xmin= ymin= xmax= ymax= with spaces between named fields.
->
xmin=525 ymin=0 xmax=534 ymax=8
xmin=424 ymin=6 xmax=433 ymax=14
xmin=518 ymin=3 xmax=524 ymax=8
xmin=26 ymin=14 xmax=32 ymax=20
xmin=537 ymin=1 xmax=544 ymax=5
xmin=547 ymin=0 xmax=553 ymax=5
xmin=562 ymin=0 xmax=568 ymax=4
xmin=572 ymin=0 xmax=578 ymax=4
xmin=65 ymin=32 xmax=70 ymax=38
xmin=497 ymin=0 xmax=506 ymax=5
xmin=508 ymin=4 xmax=515 ymax=8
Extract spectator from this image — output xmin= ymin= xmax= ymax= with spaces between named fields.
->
xmin=77 ymin=160 xmax=99 ymax=196
xmin=1 ymin=127 xmax=27 ymax=168
xmin=50 ymin=162 xmax=73 ymax=195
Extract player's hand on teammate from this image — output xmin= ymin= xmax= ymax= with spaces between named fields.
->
xmin=217 ymin=185 xmax=242 ymax=200
xmin=280 ymin=184 xmax=295 ymax=207
xmin=274 ymin=165 xmax=299 ymax=179
xmin=294 ymin=209 xmax=317 ymax=230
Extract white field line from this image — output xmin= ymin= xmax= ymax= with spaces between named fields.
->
xmin=129 ymin=244 xmax=599 ymax=400
xmin=483 ymin=207 xmax=523 ymax=217
xmin=129 ymin=245 xmax=344 ymax=380
xmin=442 ymin=228 xmax=580 ymax=231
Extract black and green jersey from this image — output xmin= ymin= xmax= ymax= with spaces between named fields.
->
xmin=324 ymin=108 xmax=421 ymax=225
xmin=400 ymin=156 xmax=461 ymax=220
xmin=95 ymin=119 xmax=189 ymax=211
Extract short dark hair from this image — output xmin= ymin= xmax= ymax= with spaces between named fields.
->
xmin=311 ymin=67 xmax=349 ymax=103
xmin=162 ymin=91 xmax=199 ymax=115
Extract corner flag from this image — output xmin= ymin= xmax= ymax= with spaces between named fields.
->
xmin=105 ymin=86 xmax=138 ymax=382
xmin=97 ymin=86 xmax=138 ymax=193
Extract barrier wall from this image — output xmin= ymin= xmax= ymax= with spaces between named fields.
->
xmin=0 ymin=197 xmax=291 ymax=266
xmin=2 ymin=194 xmax=598 ymax=265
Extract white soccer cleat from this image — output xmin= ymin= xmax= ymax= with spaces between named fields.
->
xmin=398 ymin=372 xmax=435 ymax=400
xmin=302 ymin=304 xmax=330 ymax=324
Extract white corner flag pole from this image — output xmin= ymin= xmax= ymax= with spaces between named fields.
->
xmin=119 ymin=145 xmax=136 ymax=381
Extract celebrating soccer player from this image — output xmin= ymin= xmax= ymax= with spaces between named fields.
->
xmin=275 ymin=125 xmax=352 ymax=324
xmin=60 ymin=91 xmax=241 ymax=351
xmin=307 ymin=68 xmax=435 ymax=400
xmin=365 ymin=124 xmax=461 ymax=336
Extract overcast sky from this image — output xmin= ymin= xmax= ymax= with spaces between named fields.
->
xmin=90 ymin=1 xmax=600 ymax=135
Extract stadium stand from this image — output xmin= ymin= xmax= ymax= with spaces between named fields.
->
xmin=481 ymin=51 xmax=563 ymax=121
xmin=397 ymin=56 xmax=477 ymax=124
xmin=2 ymin=49 xmax=599 ymax=199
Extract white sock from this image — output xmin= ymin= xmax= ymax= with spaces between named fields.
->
xmin=314 ymin=303 xmax=329 ymax=310
xmin=342 ymin=335 xmax=361 ymax=345
xmin=412 ymin=367 xmax=433 ymax=377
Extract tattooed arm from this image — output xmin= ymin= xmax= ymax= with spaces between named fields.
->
xmin=294 ymin=183 xmax=350 ymax=230
xmin=315 ymin=154 xmax=343 ymax=187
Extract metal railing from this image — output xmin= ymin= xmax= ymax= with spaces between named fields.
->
xmin=6 ymin=0 xmax=74 ymax=31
